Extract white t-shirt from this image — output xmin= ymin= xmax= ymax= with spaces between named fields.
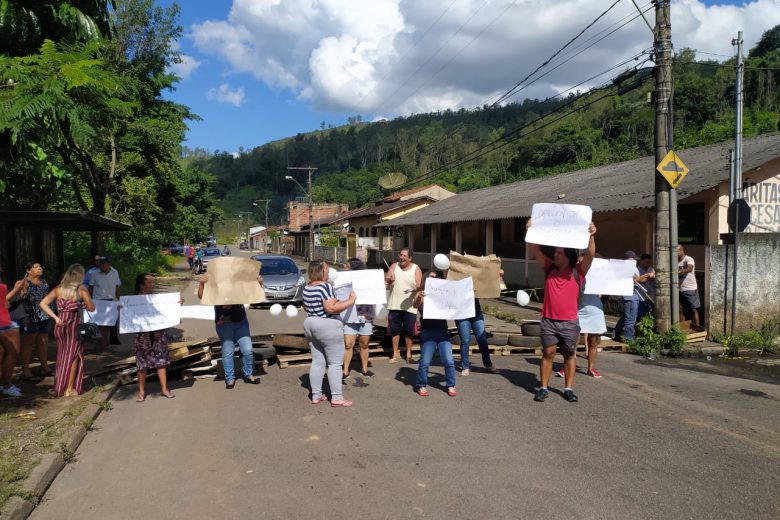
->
xmin=90 ymin=267 xmax=122 ymax=300
xmin=678 ymin=255 xmax=697 ymax=292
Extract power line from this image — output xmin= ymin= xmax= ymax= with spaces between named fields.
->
xmin=489 ymin=0 xmax=626 ymax=108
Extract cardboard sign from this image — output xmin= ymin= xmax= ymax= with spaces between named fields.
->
xmin=83 ymin=300 xmax=119 ymax=326
xmin=199 ymin=257 xmax=266 ymax=305
xmin=422 ymin=277 xmax=475 ymax=320
xmin=119 ymin=293 xmax=181 ymax=334
xmin=584 ymin=258 xmax=637 ymax=296
xmin=525 ymin=203 xmax=592 ymax=249
xmin=446 ymin=251 xmax=501 ymax=298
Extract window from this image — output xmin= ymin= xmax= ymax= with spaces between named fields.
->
xmin=678 ymin=203 xmax=705 ymax=244
xmin=514 ymin=218 xmax=526 ymax=242
xmin=423 ymin=224 xmax=431 ymax=240
xmin=358 ymin=226 xmax=364 ymax=237
xmin=493 ymin=220 xmax=502 ymax=242
xmin=440 ymin=223 xmax=452 ymax=241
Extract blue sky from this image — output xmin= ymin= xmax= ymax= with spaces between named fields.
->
xmin=161 ymin=0 xmax=777 ymax=153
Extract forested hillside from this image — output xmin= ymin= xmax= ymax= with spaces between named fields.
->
xmin=192 ymin=25 xmax=780 ymax=225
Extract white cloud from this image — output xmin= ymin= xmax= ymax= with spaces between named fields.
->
xmin=169 ymin=53 xmax=202 ymax=80
xmin=207 ymin=83 xmax=246 ymax=107
xmin=191 ymin=0 xmax=780 ymax=116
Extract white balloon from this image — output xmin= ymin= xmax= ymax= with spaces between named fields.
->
xmin=285 ymin=305 xmax=299 ymax=318
xmin=516 ymin=290 xmax=530 ymax=307
xmin=269 ymin=303 xmax=283 ymax=316
xmin=433 ymin=253 xmax=450 ymax=270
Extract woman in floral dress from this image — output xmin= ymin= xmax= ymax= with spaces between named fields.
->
xmin=134 ymin=273 xmax=180 ymax=402
xmin=39 ymin=264 xmax=95 ymax=397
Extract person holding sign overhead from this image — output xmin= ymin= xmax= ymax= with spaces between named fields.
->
xmin=385 ymin=248 xmax=423 ymax=364
xmin=526 ymin=218 xmax=597 ymax=403
xmin=197 ymin=273 xmax=264 ymax=389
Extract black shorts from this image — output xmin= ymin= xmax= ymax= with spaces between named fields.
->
xmin=388 ymin=310 xmax=417 ymax=337
xmin=539 ymin=317 xmax=580 ymax=355
xmin=680 ymin=290 xmax=701 ymax=310
xmin=21 ymin=320 xmax=50 ymax=335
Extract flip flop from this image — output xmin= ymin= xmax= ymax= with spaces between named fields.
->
xmin=330 ymin=400 xmax=353 ymax=408
xmin=162 ymin=391 xmax=175 ymax=399
xmin=136 ymin=393 xmax=146 ymax=402
xmin=388 ymin=357 xmax=398 ymax=364
xmin=311 ymin=395 xmax=328 ymax=404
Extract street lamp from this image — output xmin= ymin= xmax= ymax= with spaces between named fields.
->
xmin=253 ymin=199 xmax=270 ymax=252
xmin=286 ymin=167 xmax=317 ymax=260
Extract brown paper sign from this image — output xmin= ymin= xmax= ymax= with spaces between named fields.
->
xmin=200 ymin=257 xmax=266 ymax=305
xmin=446 ymin=251 xmax=502 ymax=298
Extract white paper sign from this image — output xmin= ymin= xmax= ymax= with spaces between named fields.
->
xmin=373 ymin=290 xmax=391 ymax=328
xmin=330 ymin=269 xmax=387 ymax=305
xmin=180 ymin=305 xmax=216 ymax=321
xmin=422 ymin=277 xmax=475 ymax=320
xmin=334 ymin=283 xmax=358 ymax=323
xmin=584 ymin=258 xmax=637 ymax=296
xmin=525 ymin=203 xmax=593 ymax=249
xmin=119 ymin=293 xmax=181 ymax=334
xmin=83 ymin=300 xmax=119 ymax=326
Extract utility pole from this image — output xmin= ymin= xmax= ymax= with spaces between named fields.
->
xmin=253 ymin=199 xmax=271 ymax=252
xmin=653 ymin=0 xmax=673 ymax=333
xmin=730 ymin=31 xmax=745 ymax=335
xmin=287 ymin=167 xmax=317 ymax=260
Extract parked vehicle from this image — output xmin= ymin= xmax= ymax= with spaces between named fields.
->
xmin=207 ymin=235 xmax=217 ymax=248
xmin=199 ymin=247 xmax=222 ymax=272
xmin=163 ymin=243 xmax=184 ymax=255
xmin=239 ymin=241 xmax=248 ymax=250
xmin=250 ymin=255 xmax=305 ymax=306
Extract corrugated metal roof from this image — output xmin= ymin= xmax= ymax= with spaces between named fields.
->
xmin=384 ymin=132 xmax=780 ymax=226
xmin=345 ymin=196 xmax=434 ymax=219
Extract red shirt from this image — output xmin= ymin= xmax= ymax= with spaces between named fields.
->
xmin=541 ymin=259 xmax=583 ymax=321
xmin=0 ymin=284 xmax=12 ymax=328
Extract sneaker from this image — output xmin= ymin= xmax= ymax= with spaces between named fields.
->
xmin=555 ymin=369 xmax=565 ymax=378
xmin=533 ymin=388 xmax=549 ymax=402
xmin=461 ymin=368 xmax=470 ymax=376
xmin=1 ymin=386 xmax=22 ymax=397
xmin=563 ymin=389 xmax=579 ymax=402
xmin=588 ymin=368 xmax=603 ymax=379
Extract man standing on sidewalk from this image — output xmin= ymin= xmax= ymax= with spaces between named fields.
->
xmin=89 ymin=257 xmax=121 ymax=350
xmin=614 ymin=251 xmax=642 ymax=343
xmin=677 ymin=245 xmax=701 ymax=326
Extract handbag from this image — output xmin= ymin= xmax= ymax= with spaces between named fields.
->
xmin=79 ymin=308 xmax=103 ymax=343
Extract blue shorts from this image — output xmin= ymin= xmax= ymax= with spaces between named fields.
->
xmin=388 ymin=310 xmax=417 ymax=337
xmin=21 ymin=320 xmax=50 ymax=335
xmin=344 ymin=322 xmax=373 ymax=336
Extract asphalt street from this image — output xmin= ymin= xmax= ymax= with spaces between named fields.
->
xmin=29 ymin=253 xmax=780 ymax=520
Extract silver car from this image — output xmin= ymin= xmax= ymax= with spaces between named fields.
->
xmin=251 ymin=255 xmax=306 ymax=305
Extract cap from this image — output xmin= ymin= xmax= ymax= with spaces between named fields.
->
xmin=98 ymin=256 xmax=111 ymax=263
xmin=624 ymin=250 xmax=638 ymax=260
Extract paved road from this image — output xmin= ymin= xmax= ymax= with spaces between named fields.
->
xmin=30 ymin=255 xmax=780 ymax=520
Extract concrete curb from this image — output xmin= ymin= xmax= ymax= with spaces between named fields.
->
xmin=0 ymin=381 xmax=121 ymax=520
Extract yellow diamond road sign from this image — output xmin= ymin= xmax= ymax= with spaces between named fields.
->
xmin=656 ymin=150 xmax=689 ymax=189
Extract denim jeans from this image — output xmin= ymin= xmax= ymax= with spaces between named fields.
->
xmin=615 ymin=299 xmax=639 ymax=342
xmin=415 ymin=329 xmax=456 ymax=389
xmin=216 ymin=319 xmax=254 ymax=382
xmin=304 ymin=316 xmax=345 ymax=401
xmin=455 ymin=313 xmax=493 ymax=370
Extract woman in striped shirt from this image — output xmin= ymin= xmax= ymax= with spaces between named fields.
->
xmin=303 ymin=259 xmax=356 ymax=407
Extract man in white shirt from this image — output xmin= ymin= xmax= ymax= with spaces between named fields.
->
xmin=676 ymin=245 xmax=700 ymax=326
xmin=89 ymin=257 xmax=122 ymax=349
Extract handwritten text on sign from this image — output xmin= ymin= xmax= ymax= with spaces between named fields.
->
xmin=331 ymin=269 xmax=387 ymax=305
xmin=422 ymin=277 xmax=475 ymax=321
xmin=119 ymin=293 xmax=182 ymax=334
xmin=584 ymin=258 xmax=636 ymax=297
xmin=525 ymin=203 xmax=592 ymax=250
xmin=83 ymin=300 xmax=119 ymax=326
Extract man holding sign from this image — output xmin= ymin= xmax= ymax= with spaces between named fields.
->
xmin=526 ymin=210 xmax=597 ymax=403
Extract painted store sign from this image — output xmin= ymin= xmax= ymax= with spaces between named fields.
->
xmin=742 ymin=174 xmax=780 ymax=232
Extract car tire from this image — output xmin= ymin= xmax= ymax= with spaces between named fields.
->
xmin=520 ymin=322 xmax=542 ymax=337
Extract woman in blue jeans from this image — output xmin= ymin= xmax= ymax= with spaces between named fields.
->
xmin=456 ymin=298 xmax=499 ymax=376
xmin=198 ymin=274 xmax=263 ymax=389
xmin=413 ymin=271 xmax=456 ymax=397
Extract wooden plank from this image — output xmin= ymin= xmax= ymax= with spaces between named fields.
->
xmin=181 ymin=360 xmax=218 ymax=381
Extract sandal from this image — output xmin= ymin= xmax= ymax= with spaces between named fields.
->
xmin=311 ymin=395 xmax=328 ymax=404
xmin=388 ymin=357 xmax=398 ymax=364
xmin=416 ymin=387 xmax=429 ymax=397
xmin=162 ymin=391 xmax=175 ymax=398
xmin=225 ymin=380 xmax=236 ymax=389
xmin=330 ymin=400 xmax=353 ymax=408
xmin=447 ymin=387 xmax=457 ymax=397
xmin=136 ymin=393 xmax=146 ymax=402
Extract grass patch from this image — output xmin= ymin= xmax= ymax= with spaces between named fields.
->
xmin=482 ymin=305 xmax=525 ymax=326
xmin=0 ymin=387 xmax=103 ymax=509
